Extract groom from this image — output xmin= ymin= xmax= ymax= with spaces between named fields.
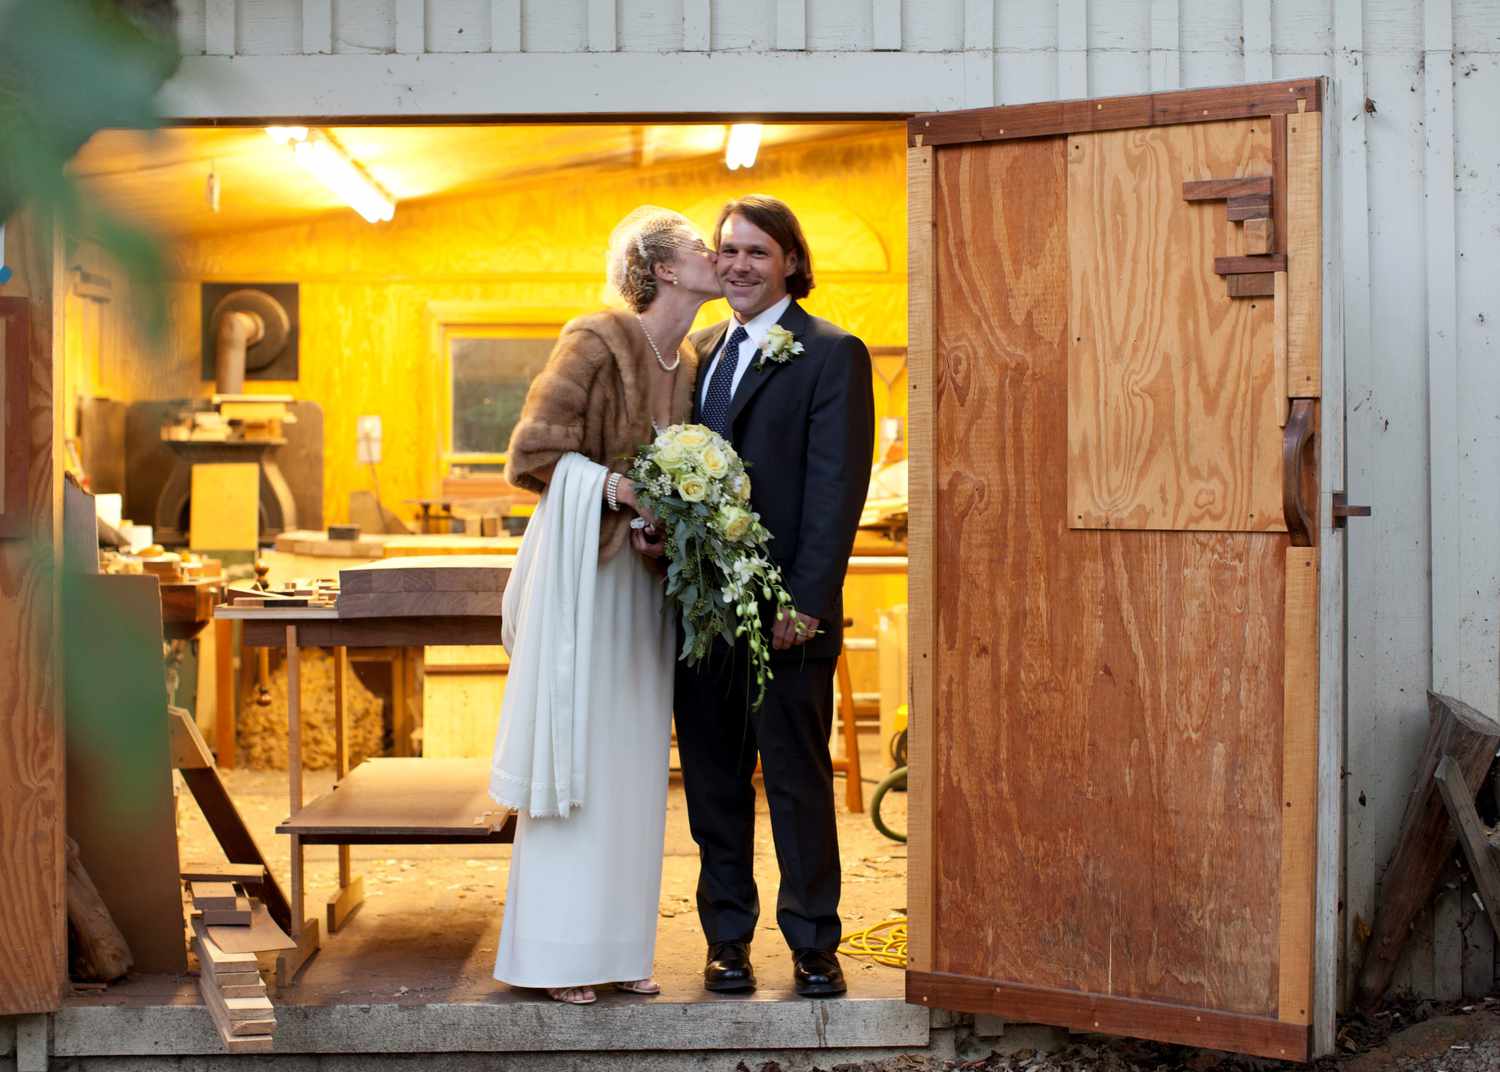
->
xmin=643 ymin=195 xmax=874 ymax=997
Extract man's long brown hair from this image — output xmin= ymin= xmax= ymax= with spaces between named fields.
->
xmin=714 ymin=195 xmax=815 ymax=299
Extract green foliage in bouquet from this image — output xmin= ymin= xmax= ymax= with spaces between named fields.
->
xmin=629 ymin=424 xmax=794 ymax=709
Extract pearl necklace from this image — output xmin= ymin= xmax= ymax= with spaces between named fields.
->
xmin=634 ymin=314 xmax=682 ymax=372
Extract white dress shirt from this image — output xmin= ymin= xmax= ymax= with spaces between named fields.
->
xmin=699 ymin=295 xmax=793 ymax=408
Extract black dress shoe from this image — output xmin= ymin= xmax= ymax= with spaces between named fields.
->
xmin=792 ymin=948 xmax=847 ymax=997
xmin=704 ymin=941 xmax=756 ymax=993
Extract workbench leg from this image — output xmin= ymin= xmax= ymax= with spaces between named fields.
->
xmin=277 ymin=625 xmax=320 ymax=989
xmin=392 ymin=647 xmax=410 ymax=757
xmin=326 ymin=645 xmax=364 ymax=933
xmin=213 ymin=617 xmax=235 ymax=769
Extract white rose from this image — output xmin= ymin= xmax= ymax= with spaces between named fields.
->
xmin=700 ymin=444 xmax=729 ymax=478
xmin=678 ymin=476 xmax=709 ymax=502
xmin=673 ymin=425 xmax=710 ymax=449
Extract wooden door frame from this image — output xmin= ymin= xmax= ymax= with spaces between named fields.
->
xmin=904 ymin=77 xmax=1344 ymax=1060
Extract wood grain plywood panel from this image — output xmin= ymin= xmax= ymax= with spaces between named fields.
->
xmin=0 ymin=212 xmax=65 ymax=1015
xmin=931 ymin=137 xmax=1287 ymax=1016
xmin=1285 ymin=115 xmax=1321 ymax=396
xmin=1066 ymin=120 xmax=1283 ymax=533
xmin=1278 ymin=546 xmax=1318 ymax=1024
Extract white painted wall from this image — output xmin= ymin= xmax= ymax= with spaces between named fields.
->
xmin=158 ymin=0 xmax=1500 ymax=1004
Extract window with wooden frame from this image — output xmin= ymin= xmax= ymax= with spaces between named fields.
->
xmin=429 ymin=306 xmax=568 ymax=476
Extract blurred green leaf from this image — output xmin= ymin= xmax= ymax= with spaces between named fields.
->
xmin=0 ymin=0 xmax=181 ymax=339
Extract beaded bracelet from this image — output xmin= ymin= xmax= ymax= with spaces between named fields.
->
xmin=605 ymin=472 xmax=623 ymax=512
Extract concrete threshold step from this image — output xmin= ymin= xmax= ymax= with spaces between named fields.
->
xmin=54 ymin=994 xmax=930 ymax=1059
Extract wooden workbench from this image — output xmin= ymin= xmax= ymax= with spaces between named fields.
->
xmin=215 ymin=591 xmax=515 ymax=987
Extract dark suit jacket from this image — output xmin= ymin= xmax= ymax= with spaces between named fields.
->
xmin=690 ymin=300 xmax=875 ymax=661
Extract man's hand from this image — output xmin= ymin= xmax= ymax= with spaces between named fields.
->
xmin=772 ymin=611 xmax=820 ymax=651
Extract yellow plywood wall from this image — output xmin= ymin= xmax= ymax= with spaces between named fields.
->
xmin=74 ymin=128 xmax=909 ymax=525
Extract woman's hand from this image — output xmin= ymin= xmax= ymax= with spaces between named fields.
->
xmin=614 ymin=478 xmax=661 ymax=530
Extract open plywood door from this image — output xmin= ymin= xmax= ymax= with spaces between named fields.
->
xmin=905 ymin=79 xmax=1343 ymax=1062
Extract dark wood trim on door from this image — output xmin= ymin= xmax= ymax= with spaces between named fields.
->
xmin=907 ymin=971 xmax=1310 ymax=1063
xmin=909 ymin=78 xmax=1321 ymax=148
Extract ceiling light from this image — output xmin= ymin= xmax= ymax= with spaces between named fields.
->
xmin=264 ymin=126 xmax=396 ymax=223
xmin=725 ymin=123 xmax=762 ymax=171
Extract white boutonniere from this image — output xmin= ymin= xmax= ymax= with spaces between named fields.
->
xmin=755 ymin=325 xmax=805 ymax=371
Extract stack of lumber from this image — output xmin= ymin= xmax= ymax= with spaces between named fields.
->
xmin=337 ymin=554 xmax=512 ymax=617
xmin=187 ymin=877 xmax=295 ymax=1053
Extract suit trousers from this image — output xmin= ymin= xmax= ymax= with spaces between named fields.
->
xmin=675 ymin=648 xmax=842 ymax=953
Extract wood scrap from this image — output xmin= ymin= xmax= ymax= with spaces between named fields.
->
xmin=65 ymin=837 xmax=132 ymax=982
xmin=196 ymin=969 xmax=274 ymax=1052
xmin=1433 ymin=754 xmax=1500 ymax=948
xmin=188 ymin=881 xmax=238 ymax=911
xmin=180 ymin=863 xmax=267 ymax=886
xmin=206 ymin=903 xmax=296 ymax=954
xmin=1356 ymin=692 xmax=1500 ymax=1007
xmin=239 ymin=647 xmax=383 ymax=771
xmin=201 ymin=896 xmax=253 ymax=926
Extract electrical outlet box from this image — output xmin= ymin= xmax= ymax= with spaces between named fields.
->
xmin=357 ymin=415 xmax=382 ymax=464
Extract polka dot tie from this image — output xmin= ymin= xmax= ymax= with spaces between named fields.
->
xmin=701 ymin=325 xmax=749 ymax=439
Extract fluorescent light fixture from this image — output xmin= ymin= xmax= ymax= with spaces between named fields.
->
xmin=725 ymin=123 xmax=762 ymax=171
xmin=264 ymin=126 xmax=396 ymax=223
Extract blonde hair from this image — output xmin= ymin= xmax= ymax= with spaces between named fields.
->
xmin=606 ymin=206 xmax=701 ymax=312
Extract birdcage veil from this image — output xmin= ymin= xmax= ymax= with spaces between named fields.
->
xmin=605 ymin=205 xmax=700 ymax=305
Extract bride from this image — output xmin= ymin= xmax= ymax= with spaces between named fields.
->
xmin=489 ymin=207 xmax=720 ymax=1004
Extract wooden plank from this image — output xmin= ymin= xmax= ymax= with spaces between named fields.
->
xmin=195 ymin=973 xmax=273 ymax=1053
xmin=587 ymin=0 xmax=616 ymax=52
xmin=908 ymin=972 xmax=1308 ymax=1062
xmin=911 ymin=80 xmax=1322 ymax=149
xmin=206 ymin=903 xmax=295 ymax=954
xmin=201 ymin=899 xmax=253 ymax=926
xmin=1274 ymin=270 xmax=1289 ymax=426
xmin=1244 ymin=0 xmax=1273 ymax=82
xmin=1215 ymin=254 xmax=1288 ymax=275
xmin=1226 ymin=194 xmax=1272 ymax=220
xmin=395 ymin=0 xmax=425 ymax=54
xmin=775 ymin=0 xmax=805 ymax=50
xmin=1355 ymin=693 xmax=1500 ymax=1006
xmin=190 ymin=463 xmax=260 ymax=552
xmin=904 ymin=144 xmax=936 ymax=976
xmin=1286 ymin=114 xmax=1322 ymax=396
xmin=1067 ymin=120 xmax=1282 ymax=533
xmin=1279 ymin=547 xmax=1319 ymax=1025
xmin=1434 ymin=755 xmax=1500 ymax=949
xmin=1244 ymin=216 xmax=1273 ymax=255
xmin=490 ymin=0 xmax=521 ymax=51
xmin=682 ymin=0 xmax=710 ymax=51
xmin=242 ymin=616 xmax=501 ymax=649
xmin=189 ymin=882 xmax=238 ymax=911
xmin=277 ymin=758 xmax=514 ymax=838
xmin=0 ymin=214 xmax=65 ymax=1016
xmin=335 ymin=592 xmax=501 ymax=618
xmin=1270 ymin=114 xmax=1288 ymax=254
xmin=171 ymin=707 xmax=214 ymax=770
xmin=64 ymin=575 xmax=184 ymax=974
xmin=873 ymin=0 xmax=900 ymax=50
xmin=191 ymin=918 xmax=258 ymax=970
xmin=302 ymin=0 xmax=332 ymax=54
xmin=180 ymin=863 xmax=265 ymax=885
xmin=1057 ymin=0 xmax=1088 ymax=100
xmin=1228 ymin=272 xmax=1276 ymax=299
xmin=178 ymin=767 xmax=292 ymax=933
xmin=932 ymin=135 xmax=1287 ymax=1018
xmin=204 ymin=0 xmax=234 ymax=56
xmin=1312 ymin=79 xmax=1343 ymax=1058
xmin=1182 ymin=175 xmax=1273 ymax=200
xmin=1149 ymin=0 xmax=1181 ymax=91
xmin=214 ymin=617 xmax=235 ymax=769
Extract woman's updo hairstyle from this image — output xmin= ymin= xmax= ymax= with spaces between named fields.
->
xmin=606 ymin=206 xmax=701 ymax=313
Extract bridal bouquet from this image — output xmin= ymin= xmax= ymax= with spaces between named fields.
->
xmin=628 ymin=424 xmax=794 ymax=708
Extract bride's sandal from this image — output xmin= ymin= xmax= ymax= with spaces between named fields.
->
xmin=614 ymin=978 xmax=661 ymax=995
xmin=547 ymin=986 xmax=597 ymax=1005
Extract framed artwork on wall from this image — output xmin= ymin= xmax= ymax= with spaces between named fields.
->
xmin=0 ymin=296 xmax=30 ymax=540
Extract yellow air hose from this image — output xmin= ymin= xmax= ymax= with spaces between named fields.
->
xmin=837 ymin=917 xmax=908 ymax=968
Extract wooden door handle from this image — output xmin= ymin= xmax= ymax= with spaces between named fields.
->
xmin=1282 ymin=399 xmax=1315 ymax=546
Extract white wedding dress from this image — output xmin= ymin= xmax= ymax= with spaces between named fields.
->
xmin=492 ymin=476 xmax=676 ymax=988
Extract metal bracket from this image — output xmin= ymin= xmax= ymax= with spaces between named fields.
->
xmin=1331 ymin=492 xmax=1371 ymax=526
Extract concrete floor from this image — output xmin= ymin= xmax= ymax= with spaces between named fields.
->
xmin=90 ymin=739 xmax=909 ymax=1010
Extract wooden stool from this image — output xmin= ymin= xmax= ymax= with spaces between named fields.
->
xmin=833 ymin=617 xmax=865 ymax=813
